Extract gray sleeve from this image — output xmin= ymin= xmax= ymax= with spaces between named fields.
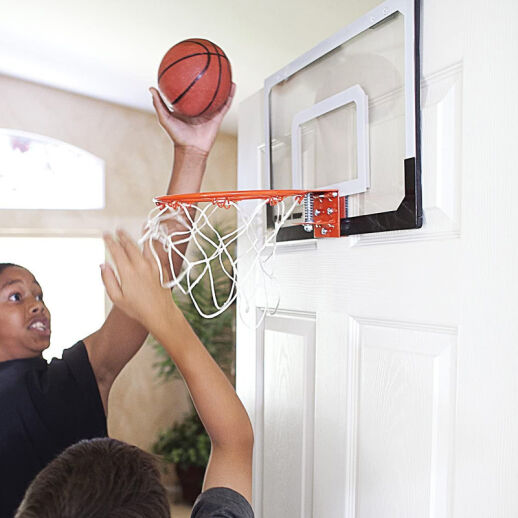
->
xmin=191 ymin=487 xmax=254 ymax=518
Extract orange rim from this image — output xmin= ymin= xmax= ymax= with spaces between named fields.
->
xmin=154 ymin=189 xmax=315 ymax=208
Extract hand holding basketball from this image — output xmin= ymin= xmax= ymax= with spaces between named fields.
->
xmin=150 ymin=83 xmax=234 ymax=154
xmin=151 ymin=38 xmax=234 ymax=160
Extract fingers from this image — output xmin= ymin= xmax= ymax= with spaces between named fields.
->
xmin=150 ymin=87 xmax=168 ymax=112
xmin=221 ymin=82 xmax=236 ymax=116
xmin=211 ymin=82 xmax=236 ymax=121
xmin=104 ymin=229 xmax=157 ymax=277
xmin=99 ymin=263 xmax=122 ymax=302
xmin=116 ymin=229 xmax=143 ymax=264
xmin=150 ymin=87 xmax=173 ymax=126
xmin=100 ymin=229 xmax=178 ymax=331
xmin=103 ymin=232 xmax=131 ymax=276
xmin=142 ymin=239 xmax=161 ymax=274
xmin=194 ymin=82 xmax=236 ymax=125
xmin=149 ymin=82 xmax=235 ymax=153
xmin=103 ymin=230 xmax=143 ymax=284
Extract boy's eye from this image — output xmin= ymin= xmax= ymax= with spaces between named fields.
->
xmin=36 ymin=294 xmax=44 ymax=302
xmin=8 ymin=293 xmax=21 ymax=302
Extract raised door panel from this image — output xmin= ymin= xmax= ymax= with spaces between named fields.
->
xmin=254 ymin=312 xmax=316 ymax=518
xmin=351 ymin=318 xmax=457 ymax=518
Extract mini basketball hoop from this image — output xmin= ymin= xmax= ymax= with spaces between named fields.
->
xmin=141 ymin=189 xmax=342 ymax=319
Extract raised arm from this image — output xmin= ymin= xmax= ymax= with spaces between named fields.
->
xmin=83 ymin=86 xmax=235 ymax=412
xmin=101 ymin=230 xmax=253 ymax=503
xmin=145 ymin=85 xmax=235 ymax=275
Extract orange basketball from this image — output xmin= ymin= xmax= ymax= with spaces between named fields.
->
xmin=158 ymin=38 xmax=232 ymax=119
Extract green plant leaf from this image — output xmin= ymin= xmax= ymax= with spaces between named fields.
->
xmin=152 ymin=410 xmax=211 ymax=470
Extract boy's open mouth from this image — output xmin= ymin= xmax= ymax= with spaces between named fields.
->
xmin=28 ymin=318 xmax=50 ymax=336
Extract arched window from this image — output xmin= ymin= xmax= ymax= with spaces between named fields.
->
xmin=0 ymin=129 xmax=104 ymax=209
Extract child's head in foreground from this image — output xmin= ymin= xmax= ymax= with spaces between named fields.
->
xmin=0 ymin=263 xmax=51 ymax=361
xmin=15 ymin=437 xmax=170 ymax=518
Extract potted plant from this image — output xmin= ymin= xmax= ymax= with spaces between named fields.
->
xmin=151 ymin=223 xmax=236 ymax=504
xmin=152 ymin=410 xmax=210 ymax=504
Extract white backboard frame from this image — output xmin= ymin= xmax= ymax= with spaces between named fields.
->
xmin=291 ymin=84 xmax=370 ymax=196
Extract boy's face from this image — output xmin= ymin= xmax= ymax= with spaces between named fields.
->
xmin=0 ymin=266 xmax=51 ymax=361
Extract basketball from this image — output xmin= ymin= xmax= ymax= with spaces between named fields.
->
xmin=158 ymin=38 xmax=232 ymax=119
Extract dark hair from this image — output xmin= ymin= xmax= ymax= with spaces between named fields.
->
xmin=0 ymin=263 xmax=22 ymax=275
xmin=15 ymin=438 xmax=170 ymax=518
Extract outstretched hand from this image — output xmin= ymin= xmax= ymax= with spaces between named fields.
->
xmin=100 ymin=230 xmax=179 ymax=333
xmin=150 ymin=83 xmax=235 ymax=155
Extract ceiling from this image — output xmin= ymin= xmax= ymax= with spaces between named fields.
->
xmin=0 ymin=0 xmax=380 ymax=134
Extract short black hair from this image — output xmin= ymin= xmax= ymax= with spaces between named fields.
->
xmin=15 ymin=438 xmax=170 ymax=518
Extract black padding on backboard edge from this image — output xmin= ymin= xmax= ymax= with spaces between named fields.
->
xmin=273 ymin=156 xmax=422 ymax=242
xmin=340 ymin=157 xmax=422 ymax=235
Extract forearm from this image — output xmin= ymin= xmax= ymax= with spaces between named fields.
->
xmin=152 ymin=312 xmax=253 ymax=450
xmin=84 ymin=306 xmax=148 ymax=412
xmin=93 ymin=306 xmax=148 ymax=374
xmin=167 ymin=145 xmax=208 ymax=194
xmin=152 ymin=145 xmax=208 ymax=278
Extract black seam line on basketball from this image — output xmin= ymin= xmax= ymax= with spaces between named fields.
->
xmin=196 ymin=40 xmax=223 ymax=117
xmin=157 ymin=52 xmax=228 ymax=82
xmin=170 ymin=43 xmax=212 ymax=105
xmin=182 ymin=39 xmax=222 ymax=52
xmin=157 ymin=37 xmax=224 ymax=80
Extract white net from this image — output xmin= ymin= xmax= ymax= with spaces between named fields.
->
xmin=140 ymin=195 xmax=303 ymax=319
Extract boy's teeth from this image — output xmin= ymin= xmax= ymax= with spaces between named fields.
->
xmin=30 ymin=322 xmax=45 ymax=330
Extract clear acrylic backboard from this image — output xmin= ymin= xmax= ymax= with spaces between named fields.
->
xmin=264 ymin=0 xmax=422 ymax=240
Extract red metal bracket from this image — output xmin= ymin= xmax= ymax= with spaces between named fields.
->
xmin=313 ymin=191 xmax=341 ymax=238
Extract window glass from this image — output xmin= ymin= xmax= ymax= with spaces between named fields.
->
xmin=0 ymin=129 xmax=105 ymax=209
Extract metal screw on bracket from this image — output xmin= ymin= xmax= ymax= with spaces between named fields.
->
xmin=314 ymin=209 xmax=321 ymax=216
xmin=321 ymin=228 xmax=328 ymax=235
xmin=326 ymin=208 xmax=334 ymax=215
xmin=303 ymin=224 xmax=313 ymax=233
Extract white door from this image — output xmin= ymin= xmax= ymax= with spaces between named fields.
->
xmin=236 ymin=1 xmax=518 ymax=517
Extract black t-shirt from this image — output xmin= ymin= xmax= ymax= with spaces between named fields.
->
xmin=0 ymin=341 xmax=107 ymax=517
xmin=191 ymin=487 xmax=254 ymax=517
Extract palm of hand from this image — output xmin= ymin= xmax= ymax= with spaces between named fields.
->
xmin=150 ymin=84 xmax=235 ymax=155
xmin=162 ymin=112 xmax=224 ymax=153
xmin=102 ymin=232 xmax=177 ymax=332
xmin=119 ymin=261 xmax=174 ymax=330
